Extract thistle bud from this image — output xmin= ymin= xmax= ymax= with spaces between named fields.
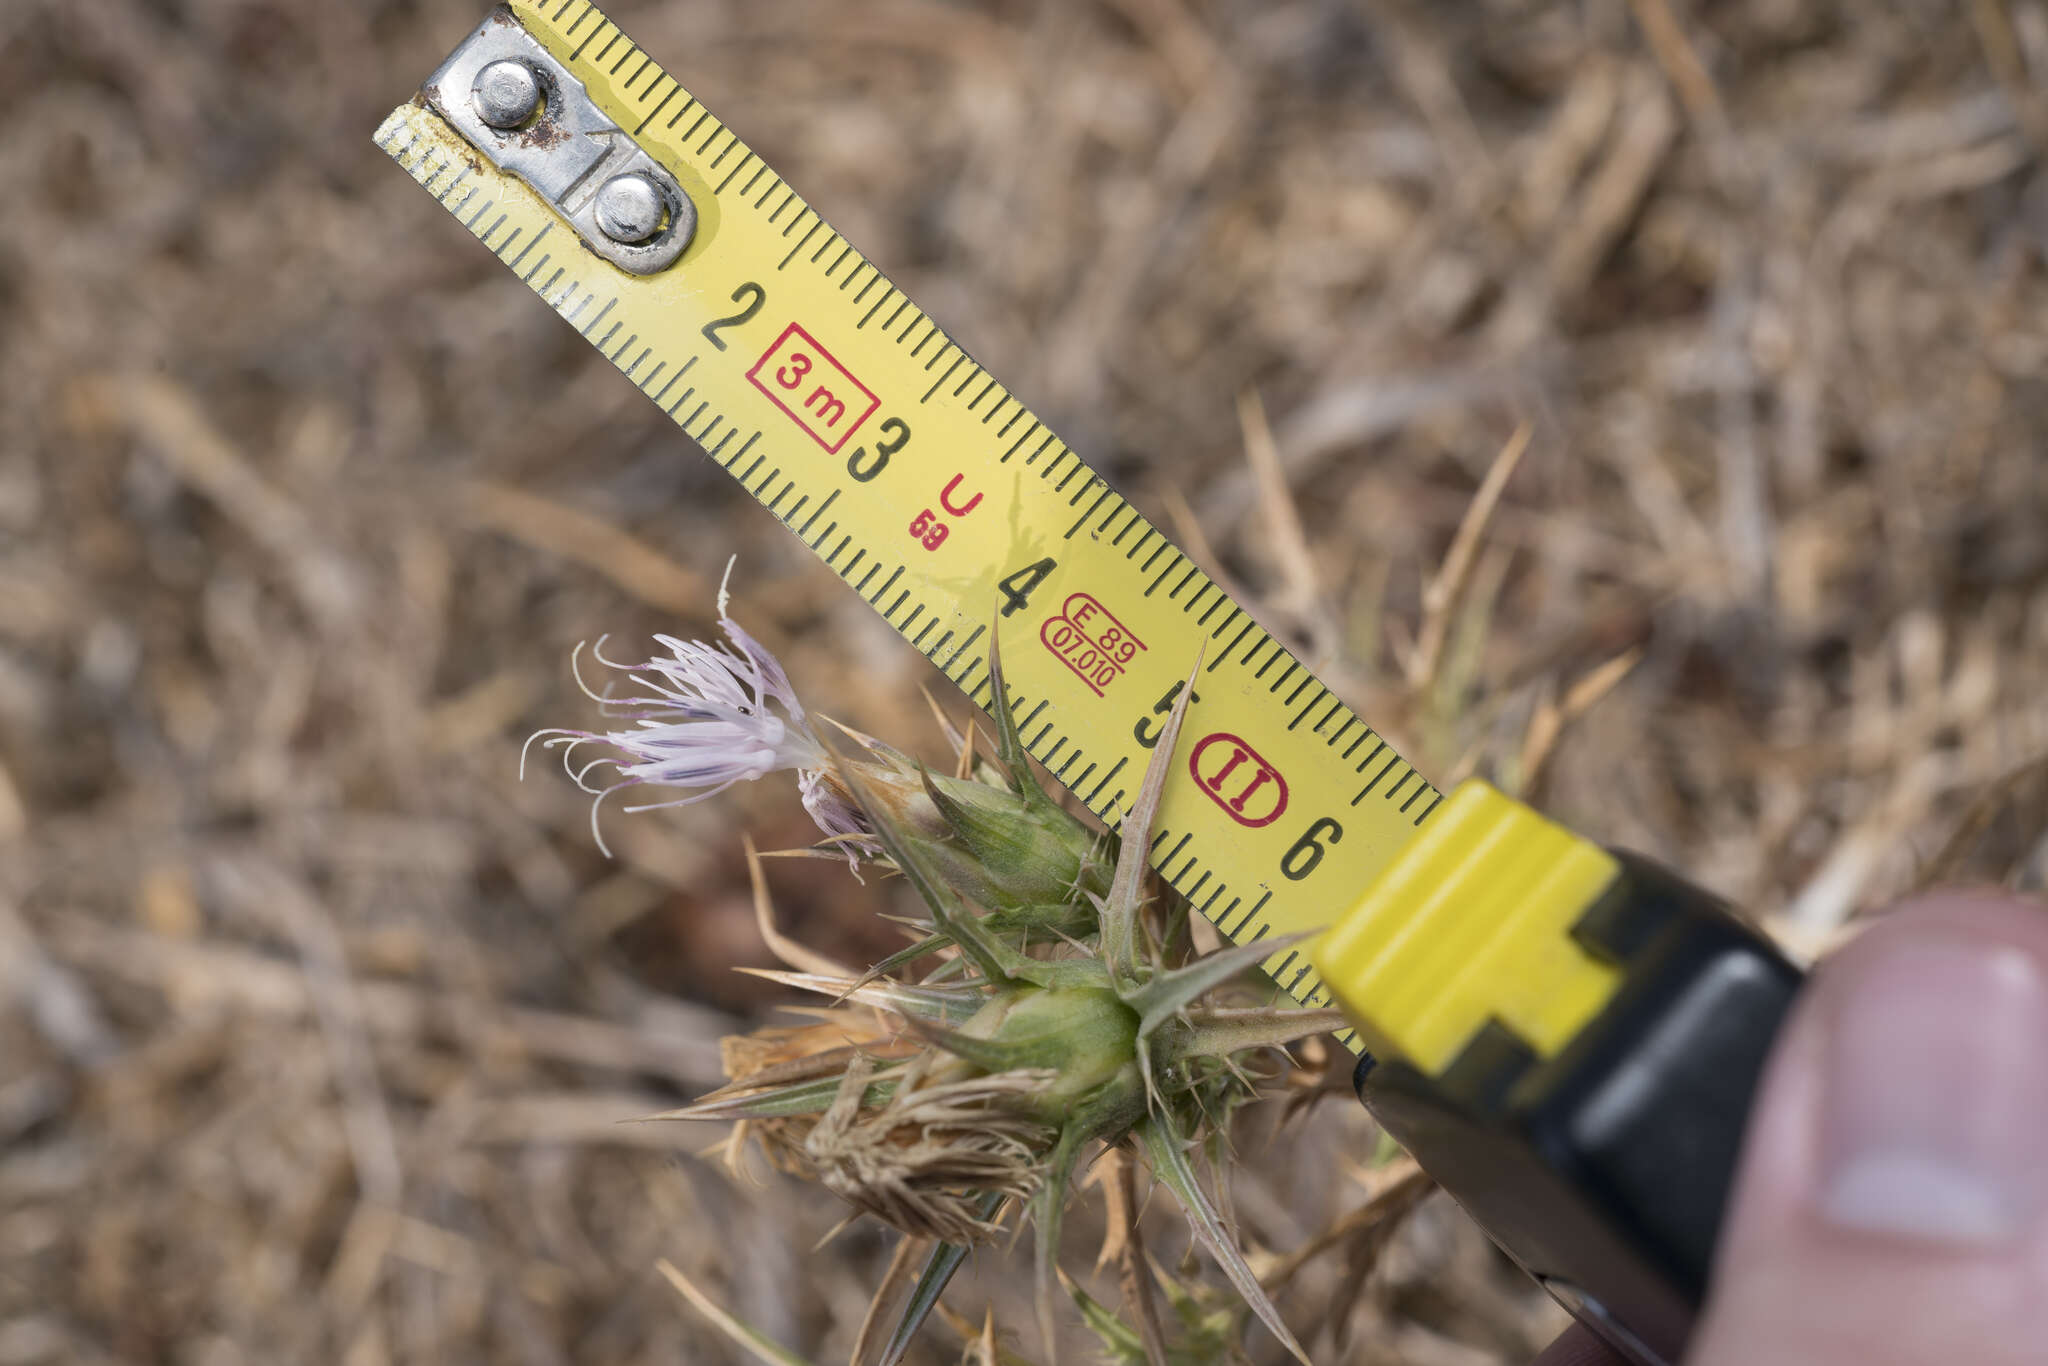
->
xmin=815 ymin=759 xmax=1110 ymax=913
xmin=953 ymin=985 xmax=1143 ymax=1115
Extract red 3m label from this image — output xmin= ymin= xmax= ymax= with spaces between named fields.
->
xmin=748 ymin=322 xmax=880 ymax=454
xmin=1189 ymin=733 xmax=1289 ymax=828
xmin=1041 ymin=593 xmax=1146 ymax=696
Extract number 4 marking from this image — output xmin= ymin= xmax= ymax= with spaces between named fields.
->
xmin=998 ymin=557 xmax=1057 ymax=618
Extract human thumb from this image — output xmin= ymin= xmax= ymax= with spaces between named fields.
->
xmin=1687 ymin=892 xmax=2048 ymax=1366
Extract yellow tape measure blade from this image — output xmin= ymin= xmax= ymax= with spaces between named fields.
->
xmin=380 ymin=0 xmax=1445 ymax=1023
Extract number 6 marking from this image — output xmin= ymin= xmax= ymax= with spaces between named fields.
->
xmin=1281 ymin=817 xmax=1342 ymax=880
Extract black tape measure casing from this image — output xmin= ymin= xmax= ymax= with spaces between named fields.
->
xmin=1354 ymin=854 xmax=1803 ymax=1366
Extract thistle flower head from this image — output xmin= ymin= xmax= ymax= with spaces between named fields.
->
xmin=523 ymin=605 xmax=871 ymax=856
xmin=536 ymin=583 xmax=1342 ymax=1362
xmin=531 ymin=582 xmax=1113 ymax=908
xmin=640 ymin=628 xmax=1338 ymax=1366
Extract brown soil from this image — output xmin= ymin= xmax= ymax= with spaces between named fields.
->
xmin=2 ymin=1 xmax=2043 ymax=1363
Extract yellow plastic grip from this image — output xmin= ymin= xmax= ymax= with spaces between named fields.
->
xmin=1312 ymin=780 xmax=1624 ymax=1076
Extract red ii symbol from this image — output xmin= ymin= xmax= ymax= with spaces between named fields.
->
xmin=1189 ymin=733 xmax=1289 ymax=828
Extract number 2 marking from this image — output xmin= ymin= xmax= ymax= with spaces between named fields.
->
xmin=701 ymin=282 xmax=766 ymax=350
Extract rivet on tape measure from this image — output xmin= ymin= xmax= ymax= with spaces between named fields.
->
xmin=380 ymin=8 xmax=1805 ymax=1365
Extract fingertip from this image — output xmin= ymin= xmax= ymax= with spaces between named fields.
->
xmin=1530 ymin=1324 xmax=1631 ymax=1366
xmin=1689 ymin=889 xmax=2048 ymax=1366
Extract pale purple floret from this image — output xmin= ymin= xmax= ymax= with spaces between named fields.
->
xmin=799 ymin=767 xmax=872 ymax=857
xmin=525 ymin=613 xmax=857 ymax=859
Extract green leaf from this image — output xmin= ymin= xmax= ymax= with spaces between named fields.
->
xmin=734 ymin=967 xmax=982 ymax=1023
xmin=982 ymin=626 xmax=1037 ymax=794
xmin=1101 ymin=657 xmax=1201 ymax=977
xmin=905 ymin=1018 xmax=1046 ymax=1074
xmin=1155 ymin=1007 xmax=1349 ymax=1068
xmin=876 ymin=1195 xmax=1005 ymax=1366
xmin=984 ymin=900 xmax=1102 ymax=941
xmin=1137 ymin=1111 xmax=1309 ymax=1366
xmin=1032 ymin=1124 xmax=1089 ymax=1366
xmin=1120 ymin=931 xmax=1309 ymax=1114
xmin=1121 ymin=932 xmax=1315 ymax=1042
xmin=652 ymin=1074 xmax=895 ymax=1122
xmin=858 ymin=929 xmax=956 ymax=983
xmin=1027 ymin=1085 xmax=1156 ymax=1364
xmin=1010 ymin=954 xmax=1117 ymax=992
xmin=1060 ymin=1269 xmax=1149 ymax=1363
xmin=1152 ymin=1260 xmax=1253 ymax=1366
xmin=824 ymin=737 xmax=1018 ymax=989
xmin=982 ymin=629 xmax=1081 ymax=822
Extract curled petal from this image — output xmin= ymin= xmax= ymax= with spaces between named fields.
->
xmin=800 ymin=768 xmax=878 ymax=870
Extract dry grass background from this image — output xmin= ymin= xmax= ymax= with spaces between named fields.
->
xmin=3 ymin=0 xmax=2047 ymax=1362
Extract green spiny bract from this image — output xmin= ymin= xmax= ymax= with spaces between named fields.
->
xmin=825 ymin=744 xmax=1113 ymax=917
